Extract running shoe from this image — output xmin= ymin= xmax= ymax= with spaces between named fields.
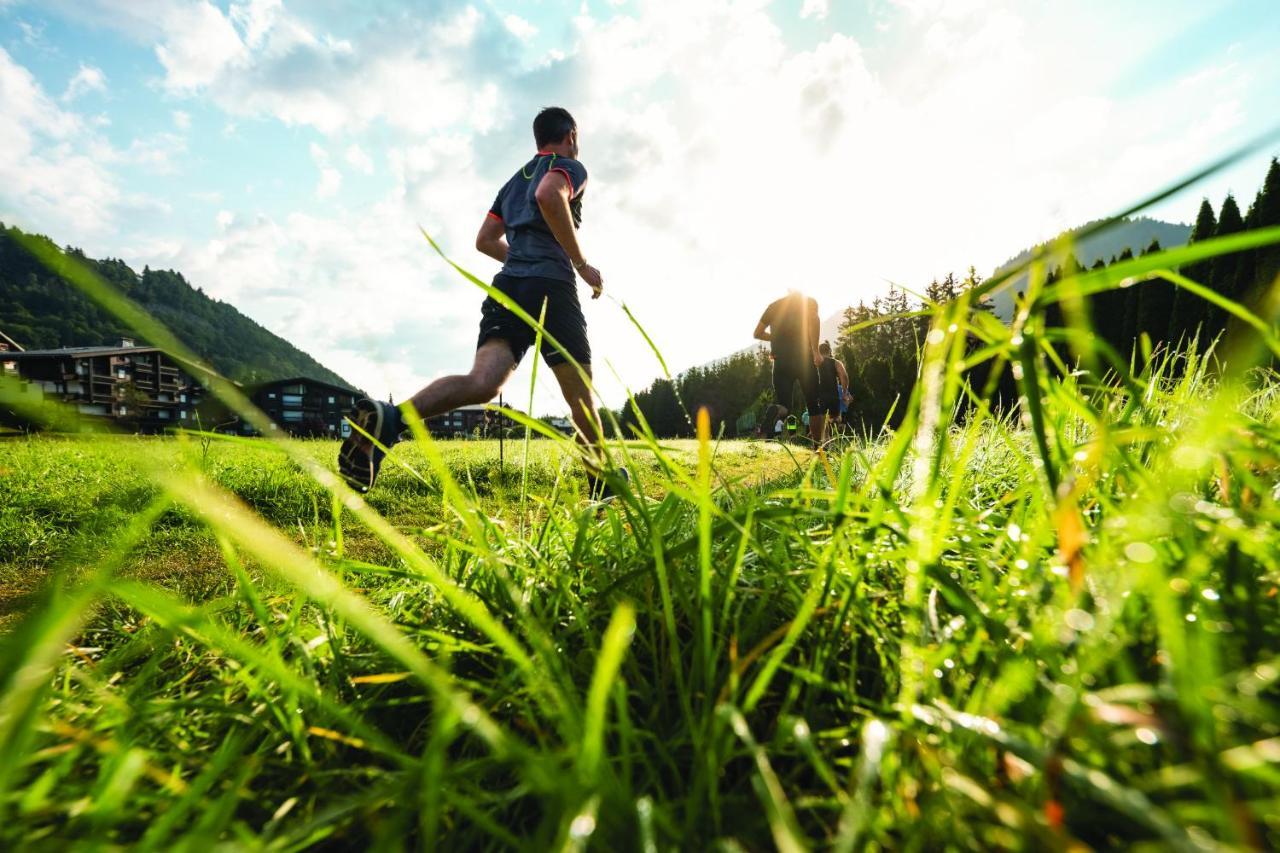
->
xmin=587 ymin=465 xmax=630 ymax=502
xmin=337 ymin=399 xmax=404 ymax=492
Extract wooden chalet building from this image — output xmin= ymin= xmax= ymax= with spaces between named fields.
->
xmin=1 ymin=337 xmax=200 ymax=432
xmin=242 ymin=377 xmax=359 ymax=438
xmin=426 ymin=403 xmax=522 ymax=438
xmin=1 ymin=329 xmax=22 ymax=375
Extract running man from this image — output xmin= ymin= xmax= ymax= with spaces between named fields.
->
xmin=338 ymin=107 xmax=618 ymax=496
xmin=754 ymin=290 xmax=823 ymax=443
xmin=815 ymin=341 xmax=849 ymax=442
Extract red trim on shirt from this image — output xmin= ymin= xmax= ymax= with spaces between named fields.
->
xmin=486 ymin=210 xmax=503 ymax=222
xmin=536 ymin=150 xmax=555 ymax=155
xmin=549 ymin=166 xmax=577 ymax=196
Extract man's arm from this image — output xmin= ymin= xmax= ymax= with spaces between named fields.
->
xmin=835 ymin=359 xmax=849 ymax=388
xmin=753 ymin=304 xmax=774 ymax=341
xmin=534 ymin=171 xmax=602 ymax=298
xmin=475 ymin=213 xmax=508 ymax=263
xmin=809 ymin=316 xmax=821 ymax=367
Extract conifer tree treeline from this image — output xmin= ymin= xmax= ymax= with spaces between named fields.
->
xmin=618 ymin=159 xmax=1280 ymax=439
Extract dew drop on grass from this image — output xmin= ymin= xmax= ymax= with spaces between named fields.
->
xmin=862 ymin=718 xmax=889 ymax=764
xmin=1014 ymin=559 xmax=1029 ymax=570
xmin=1185 ymin=613 xmax=1197 ymax=623
xmin=1124 ymin=542 xmax=1157 ymax=563
xmin=569 ymin=814 xmax=597 ymax=840
xmin=1007 ymin=523 xmax=1022 ymax=543
xmin=1201 ymin=588 xmax=1219 ymax=601
xmin=1168 ymin=577 xmax=1190 ymax=594
xmin=1135 ymin=728 xmax=1159 ymax=745
xmin=1064 ymin=609 xmax=1094 ymax=632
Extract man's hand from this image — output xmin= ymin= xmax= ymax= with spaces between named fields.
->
xmin=577 ymin=262 xmax=603 ymax=299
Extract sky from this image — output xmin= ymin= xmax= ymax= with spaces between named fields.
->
xmin=2 ymin=0 xmax=1279 ymax=414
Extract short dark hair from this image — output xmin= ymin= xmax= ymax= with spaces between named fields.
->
xmin=533 ymin=107 xmax=576 ymax=148
xmin=819 ymin=341 xmax=832 ymax=356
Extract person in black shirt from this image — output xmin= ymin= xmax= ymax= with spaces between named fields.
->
xmin=754 ymin=291 xmax=823 ymax=442
xmin=339 ymin=107 xmax=621 ymax=497
xmin=815 ymin=341 xmax=849 ymax=442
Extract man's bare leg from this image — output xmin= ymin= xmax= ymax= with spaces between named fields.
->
xmin=349 ymin=340 xmax=515 ymax=454
xmin=406 ymin=339 xmax=517 ymax=422
xmin=550 ymin=361 xmax=604 ymax=472
xmin=809 ymin=412 xmax=826 ymax=445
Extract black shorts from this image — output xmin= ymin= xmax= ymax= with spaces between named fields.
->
xmin=816 ymin=392 xmax=840 ymax=417
xmin=773 ymin=357 xmax=819 ymax=413
xmin=477 ymin=273 xmax=591 ymax=367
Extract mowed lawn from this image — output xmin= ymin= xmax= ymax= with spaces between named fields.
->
xmin=0 ymin=434 xmax=805 ymax=623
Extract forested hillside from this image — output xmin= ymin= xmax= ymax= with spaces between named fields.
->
xmin=986 ymin=216 xmax=1192 ymax=319
xmin=0 ymin=224 xmax=356 ymax=389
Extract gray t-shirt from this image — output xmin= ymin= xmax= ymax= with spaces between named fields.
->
xmin=488 ymin=153 xmax=588 ymax=282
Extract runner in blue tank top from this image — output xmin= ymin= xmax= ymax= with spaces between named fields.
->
xmin=338 ymin=107 xmax=624 ymax=499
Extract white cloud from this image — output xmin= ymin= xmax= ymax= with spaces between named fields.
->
xmin=310 ymin=143 xmax=342 ymax=198
xmin=62 ymin=64 xmax=107 ymax=101
xmin=154 ymin=1 xmax=246 ymax=92
xmin=0 ymin=48 xmax=121 ymax=239
xmin=172 ymin=109 xmax=191 ymax=129
xmin=503 ymin=14 xmax=538 ymax=41
xmin=344 ymin=143 xmax=374 ymax=174
xmin=800 ymin=0 xmax=829 ymax=21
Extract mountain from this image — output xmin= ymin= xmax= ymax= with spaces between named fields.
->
xmin=985 ymin=216 xmax=1191 ymax=320
xmin=0 ymin=223 xmax=357 ymax=390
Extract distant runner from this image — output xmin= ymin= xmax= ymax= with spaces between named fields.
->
xmin=338 ymin=107 xmax=621 ymax=497
xmin=754 ymin=290 xmax=823 ymax=443
xmin=816 ymin=341 xmax=849 ymax=442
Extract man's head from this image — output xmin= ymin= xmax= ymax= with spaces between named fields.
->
xmin=819 ymin=341 xmax=832 ymax=357
xmin=533 ymin=107 xmax=577 ymax=156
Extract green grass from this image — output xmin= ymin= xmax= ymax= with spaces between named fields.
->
xmin=0 ymin=437 xmax=801 ymax=624
xmin=3 ymin=173 xmax=1280 ymax=848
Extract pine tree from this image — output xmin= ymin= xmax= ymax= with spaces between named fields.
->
xmin=1112 ymin=247 xmax=1141 ymax=352
xmin=1204 ymin=194 xmax=1245 ymax=341
xmin=1133 ymin=239 xmax=1174 ymax=344
xmin=1169 ymin=198 xmax=1218 ymax=344
xmin=1252 ymin=158 xmax=1280 ymax=296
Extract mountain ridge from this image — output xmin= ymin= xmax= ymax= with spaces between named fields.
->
xmin=0 ymin=223 xmax=358 ymax=391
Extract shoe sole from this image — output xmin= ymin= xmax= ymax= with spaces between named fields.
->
xmin=337 ymin=399 xmax=384 ymax=492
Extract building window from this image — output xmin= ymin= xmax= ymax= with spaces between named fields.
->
xmin=179 ymin=394 xmax=187 ymax=403
xmin=158 ymin=410 xmax=170 ymax=419
xmin=268 ymin=392 xmax=276 ymax=399
xmin=118 ymin=406 xmax=127 ymax=415
xmin=117 ymin=369 xmax=127 ymax=379
xmin=327 ymin=395 xmax=335 ymax=404
xmin=180 ymin=411 xmax=188 ymax=420
xmin=282 ymin=410 xmax=303 ymax=422
xmin=282 ymin=394 xmax=303 ymax=406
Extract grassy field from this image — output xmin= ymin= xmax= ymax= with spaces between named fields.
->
xmin=0 ymin=437 xmax=803 ymax=623
xmin=4 ymin=216 xmax=1280 ymax=849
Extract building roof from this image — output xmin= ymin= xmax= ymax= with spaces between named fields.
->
xmin=5 ymin=344 xmax=164 ymax=359
xmin=0 ymin=329 xmax=24 ymax=352
xmin=248 ymin=375 xmax=360 ymax=395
